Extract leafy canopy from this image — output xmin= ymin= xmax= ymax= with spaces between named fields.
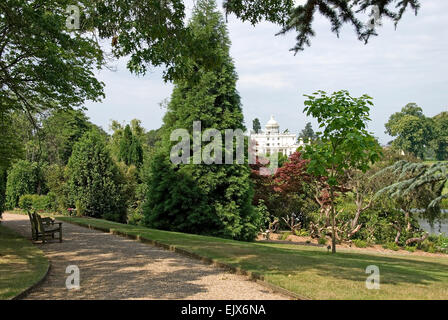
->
xmin=385 ymin=103 xmax=434 ymax=159
xmin=223 ymin=0 xmax=420 ymax=52
xmin=301 ymin=90 xmax=382 ymax=252
xmin=302 ymin=90 xmax=382 ymax=186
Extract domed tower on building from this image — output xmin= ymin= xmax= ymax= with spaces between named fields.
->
xmin=250 ymin=115 xmax=304 ymax=156
xmin=265 ymin=115 xmax=280 ymax=134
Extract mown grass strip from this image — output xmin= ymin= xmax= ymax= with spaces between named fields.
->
xmin=0 ymin=224 xmax=49 ymax=300
xmin=58 ymin=216 xmax=448 ymax=300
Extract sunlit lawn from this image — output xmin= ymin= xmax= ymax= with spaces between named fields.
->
xmin=0 ymin=224 xmax=49 ymax=300
xmin=58 ymin=216 xmax=448 ymax=300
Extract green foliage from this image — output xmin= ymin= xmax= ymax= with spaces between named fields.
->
xmin=223 ymin=0 xmax=420 ymax=53
xmin=127 ymin=208 xmax=144 ymax=226
xmin=298 ymin=122 xmax=317 ymax=143
xmin=431 ymin=112 xmax=448 ymax=161
xmin=385 ymin=103 xmax=434 ymax=159
xmin=405 ymin=246 xmax=416 ymax=252
xmin=1 ymin=0 xmax=105 ymax=117
xmin=44 ymin=164 xmax=68 ymax=211
xmin=375 ymin=161 xmax=448 ymax=216
xmin=383 ymin=242 xmax=400 ymax=251
xmin=0 ymin=169 xmax=6 ymax=218
xmin=294 ymin=229 xmax=310 ymax=237
xmin=18 ymin=194 xmax=34 ymax=211
xmin=143 ymin=153 xmax=216 ymax=234
xmin=280 ymin=232 xmax=290 ymax=241
xmin=426 ymin=234 xmax=448 ymax=254
xmin=353 ymin=239 xmax=368 ymax=248
xmin=318 ymin=237 xmax=327 ymax=245
xmin=66 ymin=130 xmax=127 ymax=222
xmin=41 ymin=109 xmax=92 ymax=165
xmin=252 ymin=118 xmax=261 ymax=133
xmin=302 ymin=90 xmax=382 ymax=183
xmin=118 ymin=125 xmax=144 ymax=167
xmin=18 ymin=194 xmax=55 ymax=212
xmin=5 ymin=160 xmax=47 ymax=209
xmin=0 ymin=111 xmax=24 ymax=169
xmin=301 ymin=90 xmax=382 ymax=252
xmin=143 ymin=0 xmax=260 ymax=241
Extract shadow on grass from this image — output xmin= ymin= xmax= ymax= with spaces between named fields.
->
xmin=58 ymin=216 xmax=448 ymax=290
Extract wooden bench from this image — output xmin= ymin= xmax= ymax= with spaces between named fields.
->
xmin=27 ymin=211 xmax=63 ymax=243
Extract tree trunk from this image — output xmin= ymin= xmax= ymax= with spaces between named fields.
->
xmin=330 ymin=187 xmax=336 ymax=253
xmin=393 ymin=223 xmax=401 ymax=245
xmin=406 ymin=233 xmax=429 ymax=246
xmin=404 ymin=211 xmax=412 ymax=231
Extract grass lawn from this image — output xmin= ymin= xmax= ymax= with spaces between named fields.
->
xmin=58 ymin=216 xmax=448 ymax=300
xmin=0 ymin=224 xmax=49 ymax=300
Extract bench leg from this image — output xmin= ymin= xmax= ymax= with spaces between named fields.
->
xmin=59 ymin=229 xmax=63 ymax=243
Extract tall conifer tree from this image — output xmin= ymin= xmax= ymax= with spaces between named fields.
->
xmin=143 ymin=0 xmax=260 ymax=241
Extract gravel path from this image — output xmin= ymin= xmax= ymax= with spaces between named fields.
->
xmin=1 ymin=213 xmax=286 ymax=300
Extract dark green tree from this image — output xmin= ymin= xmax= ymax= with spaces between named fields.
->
xmin=385 ymin=103 xmax=434 ymax=159
xmin=431 ymin=112 xmax=448 ymax=161
xmin=66 ymin=130 xmax=126 ymax=222
xmin=143 ymin=153 xmax=215 ymax=233
xmin=298 ymin=122 xmax=317 ymax=143
xmin=252 ymin=118 xmax=261 ymax=133
xmin=5 ymin=160 xmax=46 ymax=209
xmin=118 ymin=124 xmax=144 ymax=167
xmin=41 ymin=109 xmax=92 ymax=165
xmin=144 ymin=0 xmax=260 ymax=241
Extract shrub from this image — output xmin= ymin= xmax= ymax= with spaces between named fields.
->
xmin=318 ymin=237 xmax=327 ymax=245
xmin=5 ymin=160 xmax=47 ymax=209
xmin=382 ymin=242 xmax=400 ymax=251
xmin=127 ymin=208 xmax=143 ymax=226
xmin=281 ymin=232 xmax=290 ymax=241
xmin=44 ymin=164 xmax=68 ymax=211
xmin=18 ymin=194 xmax=55 ymax=212
xmin=353 ymin=239 xmax=368 ymax=248
xmin=405 ymin=246 xmax=416 ymax=253
xmin=294 ymin=229 xmax=310 ymax=237
xmin=67 ymin=130 xmax=127 ymax=222
xmin=429 ymin=234 xmax=448 ymax=254
xmin=75 ymin=200 xmax=86 ymax=217
xmin=18 ymin=194 xmax=34 ymax=211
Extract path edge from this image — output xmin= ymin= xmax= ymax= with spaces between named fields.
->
xmin=11 ymin=255 xmax=51 ymax=300
xmin=66 ymin=219 xmax=309 ymax=301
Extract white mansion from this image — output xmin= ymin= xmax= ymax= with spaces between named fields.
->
xmin=250 ymin=115 xmax=304 ymax=156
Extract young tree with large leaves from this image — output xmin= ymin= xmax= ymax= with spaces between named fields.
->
xmin=301 ymin=90 xmax=382 ymax=253
xmin=144 ymin=0 xmax=259 ymax=241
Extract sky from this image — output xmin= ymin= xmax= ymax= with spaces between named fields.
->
xmin=84 ymin=0 xmax=448 ymax=145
